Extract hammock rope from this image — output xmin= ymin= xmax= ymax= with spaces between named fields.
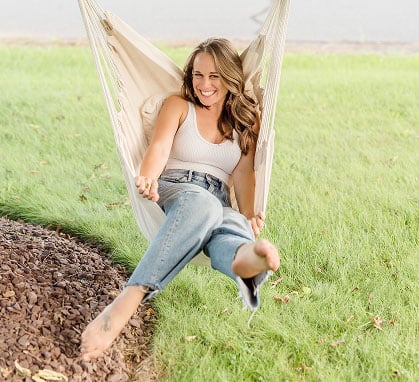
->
xmin=78 ymin=0 xmax=290 ymax=265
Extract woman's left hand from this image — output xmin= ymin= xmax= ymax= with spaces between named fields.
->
xmin=248 ymin=211 xmax=265 ymax=237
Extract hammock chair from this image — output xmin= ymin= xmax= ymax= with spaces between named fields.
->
xmin=78 ymin=0 xmax=290 ymax=266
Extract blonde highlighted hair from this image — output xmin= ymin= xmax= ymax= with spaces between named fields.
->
xmin=181 ymin=38 xmax=259 ymax=155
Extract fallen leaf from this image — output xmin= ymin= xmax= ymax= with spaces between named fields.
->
xmin=185 ymin=335 xmax=197 ymax=342
xmin=108 ymin=289 xmax=119 ymax=297
xmin=14 ymin=360 xmax=31 ymax=377
xmin=106 ymin=202 xmax=122 ymax=209
xmin=0 ymin=367 xmax=12 ymax=378
xmin=274 ymin=295 xmax=290 ymax=303
xmin=371 ymin=316 xmax=385 ymax=331
xmin=34 ymin=369 xmax=68 ymax=381
xmin=53 ymin=312 xmax=64 ymax=325
xmin=31 ymin=170 xmax=40 ymax=174
xmin=3 ymin=290 xmax=15 ymax=298
xmin=221 ymin=307 xmax=229 ymax=314
xmin=39 ymin=161 xmax=48 ymax=165
xmin=94 ymin=163 xmax=108 ymax=170
xmin=329 ymin=339 xmax=345 ymax=347
xmin=389 ymin=319 xmax=396 ymax=326
xmin=346 ymin=315 xmax=354 ymax=323
xmin=270 ymin=277 xmax=282 ymax=288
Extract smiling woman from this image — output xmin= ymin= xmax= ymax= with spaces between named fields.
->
xmin=80 ymin=36 xmax=280 ymax=362
xmin=77 ymin=0 xmax=290 ymax=363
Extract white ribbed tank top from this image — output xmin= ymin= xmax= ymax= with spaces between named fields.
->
xmin=165 ymin=102 xmax=242 ymax=184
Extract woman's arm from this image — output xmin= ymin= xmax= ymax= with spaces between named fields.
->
xmin=232 ymin=113 xmax=264 ymax=236
xmin=135 ymin=95 xmax=187 ymax=202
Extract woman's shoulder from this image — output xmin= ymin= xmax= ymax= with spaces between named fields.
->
xmin=159 ymin=94 xmax=190 ymax=125
xmin=164 ymin=94 xmax=189 ymax=110
xmin=164 ymin=95 xmax=190 ymax=123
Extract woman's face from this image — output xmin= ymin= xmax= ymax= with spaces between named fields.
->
xmin=192 ymin=52 xmax=228 ymax=108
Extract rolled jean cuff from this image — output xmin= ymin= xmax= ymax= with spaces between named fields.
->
xmin=236 ymin=270 xmax=272 ymax=311
xmin=123 ymin=281 xmax=161 ymax=303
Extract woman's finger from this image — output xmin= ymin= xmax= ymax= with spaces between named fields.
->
xmin=256 ymin=216 xmax=264 ymax=230
xmin=256 ymin=211 xmax=265 ymax=221
xmin=249 ymin=218 xmax=260 ymax=237
xmin=148 ymin=179 xmax=160 ymax=202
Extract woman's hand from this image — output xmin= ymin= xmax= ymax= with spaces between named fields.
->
xmin=248 ymin=211 xmax=265 ymax=237
xmin=135 ymin=175 xmax=159 ymax=202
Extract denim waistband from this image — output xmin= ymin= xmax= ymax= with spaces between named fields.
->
xmin=159 ymin=169 xmax=231 ymax=207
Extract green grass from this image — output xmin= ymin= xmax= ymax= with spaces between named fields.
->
xmin=1 ymin=44 xmax=418 ymax=381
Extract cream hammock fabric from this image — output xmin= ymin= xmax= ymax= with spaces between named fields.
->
xmin=78 ymin=0 xmax=290 ymax=266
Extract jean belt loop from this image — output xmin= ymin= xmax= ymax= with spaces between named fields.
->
xmin=187 ymin=170 xmax=193 ymax=182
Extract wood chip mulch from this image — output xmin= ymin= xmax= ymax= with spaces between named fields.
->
xmin=0 ymin=217 xmax=158 ymax=382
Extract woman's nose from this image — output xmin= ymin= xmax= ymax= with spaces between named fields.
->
xmin=201 ymin=76 xmax=211 ymax=87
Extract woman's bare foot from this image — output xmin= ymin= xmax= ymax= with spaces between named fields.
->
xmin=80 ymin=286 xmax=146 ymax=361
xmin=232 ymin=239 xmax=280 ymax=279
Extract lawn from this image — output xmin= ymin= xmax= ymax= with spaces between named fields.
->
xmin=0 ymin=44 xmax=418 ymax=381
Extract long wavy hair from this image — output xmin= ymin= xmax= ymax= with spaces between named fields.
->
xmin=181 ymin=38 xmax=259 ymax=155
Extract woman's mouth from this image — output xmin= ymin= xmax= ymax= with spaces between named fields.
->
xmin=199 ymin=90 xmax=216 ymax=97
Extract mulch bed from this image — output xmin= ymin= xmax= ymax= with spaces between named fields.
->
xmin=0 ymin=217 xmax=157 ymax=382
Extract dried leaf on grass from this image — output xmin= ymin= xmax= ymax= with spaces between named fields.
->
xmin=106 ymin=202 xmax=122 ymax=209
xmin=274 ymin=295 xmax=290 ymax=303
xmin=296 ymin=362 xmax=312 ymax=373
xmin=371 ymin=316 xmax=385 ymax=331
xmin=329 ymin=339 xmax=345 ymax=347
xmin=270 ymin=277 xmax=282 ymax=288
xmin=185 ymin=335 xmax=197 ymax=342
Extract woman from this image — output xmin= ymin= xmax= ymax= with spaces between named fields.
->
xmin=81 ymin=38 xmax=280 ymax=361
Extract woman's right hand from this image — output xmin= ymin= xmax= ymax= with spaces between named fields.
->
xmin=135 ymin=175 xmax=159 ymax=202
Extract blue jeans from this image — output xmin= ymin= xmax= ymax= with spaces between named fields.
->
xmin=125 ymin=169 xmax=271 ymax=310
